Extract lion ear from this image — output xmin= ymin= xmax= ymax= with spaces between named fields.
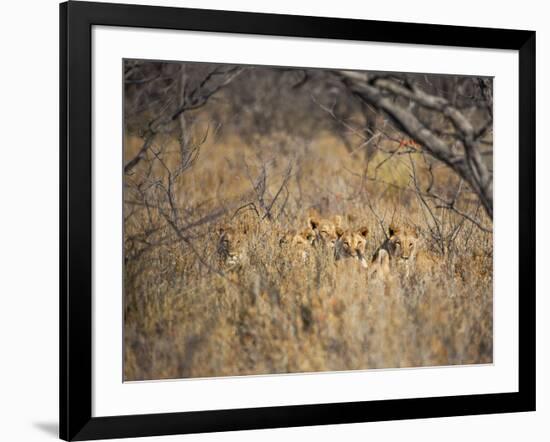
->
xmin=335 ymin=227 xmax=344 ymax=238
xmin=388 ymin=224 xmax=399 ymax=237
xmin=309 ymin=217 xmax=319 ymax=230
xmin=358 ymin=226 xmax=369 ymax=238
xmin=218 ymin=226 xmax=226 ymax=236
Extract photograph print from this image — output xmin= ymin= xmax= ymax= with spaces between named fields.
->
xmin=123 ymin=60 xmax=493 ymax=381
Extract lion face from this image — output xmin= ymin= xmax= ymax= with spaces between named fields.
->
xmin=217 ymin=225 xmax=247 ymax=266
xmin=335 ymin=227 xmax=369 ymax=267
xmin=309 ymin=215 xmax=343 ymax=248
xmin=279 ymin=227 xmax=316 ymax=248
xmin=386 ymin=224 xmax=419 ymax=261
xmin=279 ymin=226 xmax=316 ymax=262
xmin=370 ymin=224 xmax=427 ymax=280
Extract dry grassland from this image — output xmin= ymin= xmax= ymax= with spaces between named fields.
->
xmin=124 ymin=131 xmax=492 ymax=381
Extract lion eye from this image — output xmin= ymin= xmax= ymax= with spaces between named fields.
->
xmin=409 ymin=242 xmax=414 ymax=247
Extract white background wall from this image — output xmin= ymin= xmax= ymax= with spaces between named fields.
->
xmin=0 ymin=0 xmax=546 ymax=441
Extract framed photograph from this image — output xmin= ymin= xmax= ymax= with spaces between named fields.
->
xmin=60 ymin=1 xmax=536 ymax=440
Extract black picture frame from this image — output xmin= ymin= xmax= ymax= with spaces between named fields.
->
xmin=60 ymin=1 xmax=536 ymax=440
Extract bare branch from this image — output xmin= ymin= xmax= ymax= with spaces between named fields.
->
xmin=124 ymin=67 xmax=246 ymax=174
xmin=335 ymin=71 xmax=493 ymax=219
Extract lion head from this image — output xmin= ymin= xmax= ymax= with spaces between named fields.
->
xmin=308 ymin=213 xmax=343 ymax=248
xmin=217 ymin=225 xmax=248 ymax=267
xmin=385 ymin=224 xmax=419 ymax=261
xmin=335 ymin=226 xmax=369 ymax=267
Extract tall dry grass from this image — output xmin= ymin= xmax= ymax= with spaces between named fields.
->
xmin=124 ymin=131 xmax=492 ymax=381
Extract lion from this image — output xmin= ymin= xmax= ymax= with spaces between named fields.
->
xmin=334 ymin=226 xmax=369 ymax=268
xmin=217 ymin=224 xmax=248 ymax=269
xmin=369 ymin=223 xmax=438 ymax=278
xmin=307 ymin=210 xmax=343 ymax=249
xmin=279 ymin=226 xmax=316 ymax=261
xmin=279 ymin=227 xmax=316 ymax=247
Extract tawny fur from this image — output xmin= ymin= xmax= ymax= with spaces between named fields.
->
xmin=307 ymin=209 xmax=344 ymax=249
xmin=334 ymin=226 xmax=369 ymax=268
xmin=370 ymin=223 xmax=438 ymax=279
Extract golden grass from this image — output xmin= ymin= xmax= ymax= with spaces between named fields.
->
xmin=123 ymin=132 xmax=493 ymax=381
